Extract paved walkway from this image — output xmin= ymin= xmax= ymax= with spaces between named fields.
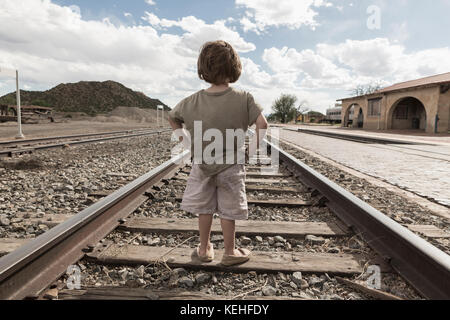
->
xmin=276 ymin=124 xmax=450 ymax=146
xmin=279 ymin=128 xmax=450 ymax=207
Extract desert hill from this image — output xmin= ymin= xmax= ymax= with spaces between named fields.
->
xmin=0 ymin=80 xmax=168 ymax=115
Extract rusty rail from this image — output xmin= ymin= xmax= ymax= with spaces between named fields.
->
xmin=0 ymin=128 xmax=171 ymax=158
xmin=286 ymin=128 xmax=431 ymax=145
xmin=0 ymin=150 xmax=189 ymax=300
xmin=0 ymin=128 xmax=157 ymax=146
xmin=267 ymin=138 xmax=450 ymax=299
xmin=1 ymin=128 xmax=449 ymax=300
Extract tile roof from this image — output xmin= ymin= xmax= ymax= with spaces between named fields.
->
xmin=339 ymin=72 xmax=450 ymax=101
xmin=375 ymin=72 xmax=450 ymax=94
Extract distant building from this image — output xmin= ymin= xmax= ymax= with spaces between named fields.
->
xmin=0 ymin=104 xmax=53 ymax=123
xmin=338 ymin=72 xmax=450 ymax=133
xmin=297 ymin=111 xmax=326 ymax=123
xmin=325 ymin=104 xmax=350 ymax=124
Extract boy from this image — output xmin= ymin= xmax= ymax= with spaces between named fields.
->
xmin=168 ymin=40 xmax=268 ymax=266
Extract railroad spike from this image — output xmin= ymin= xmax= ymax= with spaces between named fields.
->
xmin=152 ymin=184 xmax=162 ymax=191
xmin=82 ymin=245 xmax=95 ymax=253
xmin=317 ymin=196 xmax=329 ymax=207
xmin=144 ymin=191 xmax=155 ymax=199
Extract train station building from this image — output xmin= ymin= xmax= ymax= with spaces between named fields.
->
xmin=338 ymin=72 xmax=450 ymax=134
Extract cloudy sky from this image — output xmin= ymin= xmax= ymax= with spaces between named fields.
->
xmin=1 ymin=0 xmax=450 ymax=114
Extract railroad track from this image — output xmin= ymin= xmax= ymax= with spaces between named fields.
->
xmin=287 ymin=128 xmax=431 ymax=146
xmin=0 ymin=132 xmax=449 ymax=300
xmin=0 ymin=128 xmax=171 ymax=158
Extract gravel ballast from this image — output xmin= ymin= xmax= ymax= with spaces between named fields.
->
xmin=0 ymin=132 xmax=175 ymax=239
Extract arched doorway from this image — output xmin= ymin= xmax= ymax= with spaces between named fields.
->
xmin=343 ymin=104 xmax=356 ymax=127
xmin=390 ymin=97 xmax=427 ymax=130
xmin=2 ymin=106 xmax=17 ymax=116
xmin=357 ymin=108 xmax=364 ymax=128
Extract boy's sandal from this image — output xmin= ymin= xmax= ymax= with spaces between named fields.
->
xmin=193 ymin=244 xmax=214 ymax=262
xmin=221 ymin=248 xmax=251 ymax=266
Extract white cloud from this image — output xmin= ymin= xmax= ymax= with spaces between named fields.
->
xmin=0 ymin=0 xmax=256 ymax=108
xmin=389 ymin=22 xmax=409 ymax=44
xmin=239 ymin=57 xmax=272 ymax=88
xmin=260 ymin=38 xmax=450 ymax=109
xmin=262 ymin=46 xmax=354 ymax=89
xmin=68 ymin=5 xmax=81 ymax=16
xmin=239 ymin=16 xmax=261 ymax=35
xmin=142 ymin=13 xmax=256 ymax=53
xmin=2 ymin=1 xmax=448 ymax=116
xmin=145 ymin=0 xmax=156 ymax=6
xmin=317 ymin=38 xmax=450 ymax=82
xmin=0 ymin=0 xmax=335 ymax=115
xmin=317 ymin=39 xmax=404 ymax=77
xmin=234 ymin=56 xmax=338 ymax=114
xmin=236 ymin=0 xmax=332 ymax=32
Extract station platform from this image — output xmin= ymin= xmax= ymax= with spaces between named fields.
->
xmin=277 ymin=124 xmax=450 ymax=146
xmin=277 ymin=126 xmax=450 ymax=208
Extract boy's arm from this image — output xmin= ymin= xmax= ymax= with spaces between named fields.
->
xmin=255 ymin=113 xmax=268 ymax=148
xmin=169 ymin=117 xmax=184 ymax=142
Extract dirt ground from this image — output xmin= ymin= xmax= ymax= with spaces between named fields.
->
xmin=0 ymin=107 xmax=169 ymax=141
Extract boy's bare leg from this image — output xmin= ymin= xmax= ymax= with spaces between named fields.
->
xmin=220 ymin=218 xmax=246 ymax=256
xmin=198 ymin=214 xmax=213 ymax=256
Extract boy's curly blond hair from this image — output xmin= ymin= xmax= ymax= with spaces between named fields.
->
xmin=197 ymin=40 xmax=242 ymax=85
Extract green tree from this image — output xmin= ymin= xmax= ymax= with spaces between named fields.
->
xmin=271 ymin=94 xmax=297 ymax=124
xmin=266 ymin=113 xmax=278 ymax=122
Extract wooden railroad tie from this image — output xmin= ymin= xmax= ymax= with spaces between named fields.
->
xmin=0 ymin=218 xmax=349 ymax=257
xmin=245 ymin=185 xmax=305 ymax=194
xmin=119 ymin=217 xmax=349 ymax=238
xmin=172 ymin=196 xmax=311 ymax=207
xmin=86 ymin=245 xmax=363 ymax=275
xmin=58 ymin=287 xmax=304 ymax=300
xmin=173 ymin=176 xmax=296 ymax=184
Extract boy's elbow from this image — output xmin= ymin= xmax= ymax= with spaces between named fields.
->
xmin=258 ymin=120 xmax=269 ymax=130
xmin=255 ymin=114 xmax=268 ymax=130
xmin=257 ymin=123 xmax=268 ymax=131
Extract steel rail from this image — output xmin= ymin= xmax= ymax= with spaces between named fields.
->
xmin=266 ymin=139 xmax=450 ymax=299
xmin=0 ymin=128 xmax=156 ymax=146
xmin=2 ymin=127 xmax=448 ymax=299
xmin=288 ymin=128 xmax=431 ymax=145
xmin=0 ymin=150 xmax=189 ymax=300
xmin=0 ymin=128 xmax=171 ymax=158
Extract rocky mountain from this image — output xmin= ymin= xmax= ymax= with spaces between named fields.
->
xmin=0 ymin=80 xmax=169 ymax=115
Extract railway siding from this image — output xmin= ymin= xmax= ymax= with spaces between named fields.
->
xmin=1 ymin=131 xmax=449 ymax=300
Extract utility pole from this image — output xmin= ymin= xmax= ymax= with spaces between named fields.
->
xmin=15 ymin=70 xmax=24 ymax=139
xmin=0 ymin=66 xmax=24 ymax=139
xmin=157 ymin=105 xmax=164 ymax=127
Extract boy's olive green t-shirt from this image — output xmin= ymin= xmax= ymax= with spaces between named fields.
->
xmin=169 ymin=87 xmax=263 ymax=176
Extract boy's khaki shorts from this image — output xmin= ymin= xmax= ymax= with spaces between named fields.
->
xmin=181 ymin=164 xmax=248 ymax=220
